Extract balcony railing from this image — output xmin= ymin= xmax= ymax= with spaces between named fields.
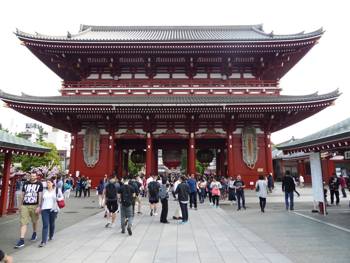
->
xmin=61 ymin=79 xmax=280 ymax=96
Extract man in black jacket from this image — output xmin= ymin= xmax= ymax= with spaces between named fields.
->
xmin=175 ymin=175 xmax=190 ymax=224
xmin=282 ymin=171 xmax=296 ymax=210
xmin=329 ymin=174 xmax=340 ymax=205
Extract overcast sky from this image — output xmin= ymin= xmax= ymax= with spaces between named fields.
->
xmin=0 ymin=0 xmax=349 ymax=144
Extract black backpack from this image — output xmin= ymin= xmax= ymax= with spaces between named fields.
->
xmin=105 ymin=183 xmax=117 ymax=200
xmin=148 ymin=181 xmax=159 ymax=197
xmin=121 ymin=184 xmax=132 ymax=207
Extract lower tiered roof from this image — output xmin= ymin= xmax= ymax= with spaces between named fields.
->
xmin=0 ymin=90 xmax=340 ymax=133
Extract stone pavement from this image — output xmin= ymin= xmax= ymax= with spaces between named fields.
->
xmin=4 ymin=184 xmax=350 ymax=263
xmin=10 ymin=201 xmax=294 ymax=263
xmin=0 ymin=195 xmax=103 ymax=255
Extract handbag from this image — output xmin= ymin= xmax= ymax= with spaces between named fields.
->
xmin=57 ymin=198 xmax=65 ymax=209
xmin=212 ymin=187 xmax=220 ymax=196
xmin=255 ymin=184 xmax=260 ymax=192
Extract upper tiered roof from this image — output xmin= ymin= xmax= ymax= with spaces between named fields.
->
xmin=16 ymin=24 xmax=323 ymax=43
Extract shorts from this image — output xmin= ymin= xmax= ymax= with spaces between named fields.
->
xmin=20 ymin=205 xmax=39 ymax=225
xmin=149 ymin=196 xmax=159 ymax=204
xmin=106 ymin=200 xmax=118 ymax=213
xmin=134 ymin=195 xmax=141 ymax=204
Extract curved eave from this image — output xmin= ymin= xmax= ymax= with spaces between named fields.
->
xmin=0 ymin=90 xmax=340 ymax=107
xmin=0 ymin=143 xmax=50 ymax=155
xmin=277 ymin=133 xmax=350 ymax=154
xmin=14 ymin=28 xmax=323 ymax=45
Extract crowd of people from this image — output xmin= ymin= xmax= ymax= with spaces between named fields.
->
xmin=5 ymin=167 xmax=349 ymax=263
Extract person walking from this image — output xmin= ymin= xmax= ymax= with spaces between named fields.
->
xmin=207 ymin=177 xmax=213 ymax=205
xmin=129 ymin=176 xmax=142 ymax=215
xmin=118 ymin=177 xmax=135 ymax=235
xmin=86 ymin=177 xmax=92 ymax=197
xmin=339 ymin=175 xmax=347 ymax=198
xmin=104 ymin=177 xmax=120 ymax=228
xmin=299 ymin=175 xmax=305 ymax=188
xmin=14 ymin=172 xmax=43 ymax=248
xmin=282 ymin=171 xmax=296 ymax=210
xmin=256 ymin=175 xmax=268 ymax=213
xmin=75 ymin=177 xmax=81 ymax=197
xmin=97 ymin=179 xmax=105 ymax=208
xmin=197 ymin=178 xmax=207 ymax=204
xmin=187 ymin=174 xmax=198 ymax=210
xmin=175 ymin=175 xmax=190 ymax=224
xmin=63 ymin=179 xmax=72 ymax=199
xmin=329 ymin=174 xmax=340 ymax=205
xmin=159 ymin=177 xmax=169 ymax=223
xmin=210 ymin=177 xmax=222 ymax=208
xmin=148 ymin=175 xmax=160 ymax=216
xmin=234 ymin=175 xmax=246 ymax=210
xmin=267 ymin=173 xmax=274 ymax=192
xmin=39 ymin=179 xmax=62 ymax=247
xmin=228 ymin=176 xmax=236 ymax=204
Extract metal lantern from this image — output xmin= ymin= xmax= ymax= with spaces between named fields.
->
xmin=130 ymin=150 xmax=146 ymax=164
xmin=162 ymin=149 xmax=182 ymax=168
xmin=197 ymin=149 xmax=214 ymax=164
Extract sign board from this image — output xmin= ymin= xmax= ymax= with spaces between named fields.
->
xmin=344 ymin=151 xmax=350 ymax=160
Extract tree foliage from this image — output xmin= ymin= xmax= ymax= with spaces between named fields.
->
xmin=128 ymin=159 xmax=143 ymax=176
xmin=13 ymin=141 xmax=61 ymax=171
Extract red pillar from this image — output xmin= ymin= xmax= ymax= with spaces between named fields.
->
xmin=108 ymin=131 xmax=115 ymax=176
xmin=117 ymin=146 xmax=123 ymax=179
xmin=146 ymin=133 xmax=153 ymax=178
xmin=298 ymin=160 xmax=306 ymax=176
xmin=264 ymin=132 xmax=273 ymax=175
xmin=188 ymin=132 xmax=196 ymax=176
xmin=0 ymin=152 xmax=12 ymax=217
xmin=227 ymin=131 xmax=234 ymax=177
xmin=153 ymin=149 xmax=158 ymax=175
xmin=7 ymin=174 xmax=19 ymax=214
xmin=123 ymin=150 xmax=129 ymax=177
xmin=220 ymin=148 xmax=226 ymax=177
xmin=216 ymin=149 xmax=222 ymax=176
xmin=69 ymin=132 xmax=78 ymax=176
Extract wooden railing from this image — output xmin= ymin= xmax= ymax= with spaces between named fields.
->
xmin=61 ymin=79 xmax=280 ymax=96
xmin=63 ymin=79 xmax=278 ymax=89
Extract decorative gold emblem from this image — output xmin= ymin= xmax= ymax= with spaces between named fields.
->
xmin=83 ymin=126 xmax=100 ymax=167
xmin=242 ymin=127 xmax=258 ymax=169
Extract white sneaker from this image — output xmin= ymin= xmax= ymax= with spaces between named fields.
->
xmin=110 ymin=223 xmax=115 ymax=228
xmin=154 ymin=212 xmax=158 ymax=216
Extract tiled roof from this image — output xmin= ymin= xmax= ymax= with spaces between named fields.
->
xmin=277 ymin=117 xmax=350 ymax=150
xmin=0 ymin=90 xmax=339 ymax=106
xmin=0 ymin=130 xmax=50 ymax=153
xmin=15 ymin=25 xmax=324 ymax=43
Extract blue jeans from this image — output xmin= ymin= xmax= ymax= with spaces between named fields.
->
xmin=199 ymin=188 xmax=206 ymax=203
xmin=189 ymin=192 xmax=197 ymax=208
xmin=285 ymin=191 xmax=294 ymax=210
xmin=236 ymin=190 xmax=245 ymax=209
xmin=41 ymin=209 xmax=57 ymax=243
xmin=120 ymin=205 xmax=133 ymax=230
xmin=179 ymin=202 xmax=188 ymax=222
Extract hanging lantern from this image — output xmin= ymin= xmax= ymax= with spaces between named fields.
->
xmin=163 ymin=149 xmax=182 ymax=168
xmin=197 ymin=149 xmax=214 ymax=164
xmin=130 ymin=150 xmax=146 ymax=165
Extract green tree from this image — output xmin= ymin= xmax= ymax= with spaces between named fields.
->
xmin=13 ymin=141 xmax=61 ymax=171
xmin=128 ymin=159 xmax=143 ymax=177
xmin=196 ymin=160 xmax=206 ymax=175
